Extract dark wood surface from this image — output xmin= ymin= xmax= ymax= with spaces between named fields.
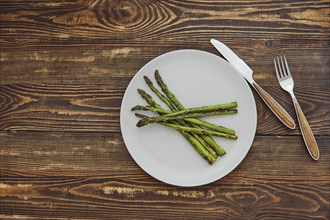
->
xmin=1 ymin=1 xmax=329 ymax=219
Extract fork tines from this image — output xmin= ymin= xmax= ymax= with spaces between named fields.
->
xmin=274 ymin=55 xmax=292 ymax=80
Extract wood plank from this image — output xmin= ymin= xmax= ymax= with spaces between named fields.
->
xmin=0 ymin=176 xmax=329 ymax=219
xmin=0 ymin=45 xmax=329 ymax=86
xmin=0 ymin=1 xmax=329 ymax=86
xmin=1 ymin=132 xmax=329 ymax=219
xmin=0 ymin=0 xmax=329 ymax=48
xmin=1 ymin=132 xmax=329 ymax=177
xmin=0 ymin=84 xmax=329 ymax=135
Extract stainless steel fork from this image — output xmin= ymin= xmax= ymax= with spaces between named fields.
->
xmin=274 ymin=55 xmax=319 ymax=160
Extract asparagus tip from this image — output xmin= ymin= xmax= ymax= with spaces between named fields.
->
xmin=136 ymin=119 xmax=148 ymax=127
xmin=154 ymin=70 xmax=160 ymax=78
xmin=131 ymin=106 xmax=137 ymax=111
xmin=135 ymin=113 xmax=149 ymax=118
xmin=144 ymin=75 xmax=152 ymax=84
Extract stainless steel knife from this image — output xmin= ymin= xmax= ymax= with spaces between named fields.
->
xmin=210 ymin=38 xmax=296 ymax=129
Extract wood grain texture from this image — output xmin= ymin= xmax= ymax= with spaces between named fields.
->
xmin=0 ymin=84 xmax=123 ymax=132
xmin=0 ymin=0 xmax=329 ymax=45
xmin=0 ymin=0 xmax=329 ymax=219
xmin=0 ymin=84 xmax=329 ymax=135
xmin=1 ymin=131 xmax=329 ymax=177
xmin=1 ymin=132 xmax=329 ymax=219
xmin=0 ymin=0 xmax=329 ymax=86
xmin=0 ymin=45 xmax=329 ymax=86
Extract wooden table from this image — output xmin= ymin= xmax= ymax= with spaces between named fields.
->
xmin=1 ymin=1 xmax=329 ymax=219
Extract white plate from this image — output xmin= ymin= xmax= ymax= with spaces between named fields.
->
xmin=120 ymin=49 xmax=257 ymax=186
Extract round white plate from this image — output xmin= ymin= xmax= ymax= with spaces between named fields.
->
xmin=120 ymin=49 xmax=257 ymax=186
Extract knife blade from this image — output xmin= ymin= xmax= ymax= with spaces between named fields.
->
xmin=210 ymin=38 xmax=296 ymax=129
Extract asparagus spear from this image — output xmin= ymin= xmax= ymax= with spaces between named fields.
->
xmin=137 ymin=89 xmax=217 ymax=161
xmin=144 ymin=76 xmax=177 ymax=111
xmin=159 ymin=122 xmax=238 ymax=140
xmin=144 ymin=76 xmax=226 ymax=155
xmin=184 ymin=118 xmax=235 ymax=135
xmin=190 ymin=131 xmax=217 ymax=159
xmin=136 ymin=110 xmax=237 ymax=127
xmin=137 ymin=89 xmax=163 ymax=109
xmin=131 ymin=105 xmax=165 ymax=113
xmin=136 ymin=113 xmax=237 ymax=140
xmin=181 ymin=132 xmax=216 ymax=164
xmin=165 ymin=102 xmax=237 ymax=116
xmin=132 ymin=105 xmax=237 ymax=116
xmin=155 ymin=70 xmax=185 ymax=110
xmin=137 ymin=101 xmax=237 ymax=117
xmin=132 ymin=105 xmax=235 ymax=135
xmin=154 ymin=70 xmax=233 ymax=155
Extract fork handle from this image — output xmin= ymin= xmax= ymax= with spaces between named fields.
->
xmin=292 ymin=97 xmax=320 ymax=160
xmin=252 ymin=82 xmax=296 ymax=129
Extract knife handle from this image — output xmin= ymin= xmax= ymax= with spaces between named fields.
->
xmin=252 ymin=82 xmax=296 ymax=129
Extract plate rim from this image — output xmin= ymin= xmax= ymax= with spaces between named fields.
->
xmin=120 ymin=49 xmax=257 ymax=186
